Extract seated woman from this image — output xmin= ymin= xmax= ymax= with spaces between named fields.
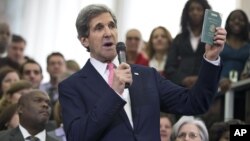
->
xmin=160 ymin=112 xmax=175 ymax=141
xmin=171 ymin=116 xmax=208 ymax=141
xmin=209 ymin=119 xmax=245 ymax=141
xmin=0 ymin=66 xmax=20 ymax=98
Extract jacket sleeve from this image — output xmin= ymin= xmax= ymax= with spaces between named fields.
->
xmin=160 ymin=59 xmax=222 ymax=115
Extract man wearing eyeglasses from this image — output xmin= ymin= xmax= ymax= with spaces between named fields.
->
xmin=125 ymin=29 xmax=149 ymax=66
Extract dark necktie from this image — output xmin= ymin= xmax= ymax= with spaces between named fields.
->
xmin=26 ymin=136 xmax=40 ymax=141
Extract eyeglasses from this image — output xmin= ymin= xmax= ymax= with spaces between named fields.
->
xmin=177 ymin=132 xmax=200 ymax=139
xmin=126 ymin=36 xmax=140 ymax=41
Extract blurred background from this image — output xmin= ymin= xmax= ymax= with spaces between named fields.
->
xmin=0 ymin=0 xmax=249 ymax=82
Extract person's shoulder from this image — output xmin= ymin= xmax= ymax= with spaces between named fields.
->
xmin=59 ymin=70 xmax=82 ymax=85
xmin=46 ymin=133 xmax=59 ymax=141
xmin=0 ymin=128 xmax=13 ymax=139
xmin=173 ymin=33 xmax=188 ymax=41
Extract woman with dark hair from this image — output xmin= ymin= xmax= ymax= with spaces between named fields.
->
xmin=0 ymin=66 xmax=20 ymax=98
xmin=219 ymin=9 xmax=250 ymax=93
xmin=165 ymin=0 xmax=211 ymax=88
xmin=209 ymin=119 xmax=245 ymax=141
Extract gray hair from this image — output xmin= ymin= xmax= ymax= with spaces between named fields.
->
xmin=75 ymin=4 xmax=117 ymax=39
xmin=172 ymin=116 xmax=208 ymax=141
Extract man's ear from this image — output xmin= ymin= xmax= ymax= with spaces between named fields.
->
xmin=79 ymin=37 xmax=89 ymax=48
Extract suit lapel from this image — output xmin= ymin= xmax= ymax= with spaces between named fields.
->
xmin=80 ymin=60 xmax=133 ymax=130
xmin=10 ymin=127 xmax=25 ymax=141
xmin=79 ymin=59 xmax=112 ymax=97
xmin=79 ymin=61 xmax=142 ymax=131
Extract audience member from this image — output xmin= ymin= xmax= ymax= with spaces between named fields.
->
xmin=219 ymin=9 xmax=250 ymax=93
xmin=0 ymin=80 xmax=32 ymax=114
xmin=0 ymin=34 xmax=27 ymax=70
xmin=66 ymin=59 xmax=80 ymax=73
xmin=20 ymin=59 xmax=43 ymax=89
xmin=0 ymin=67 xmax=20 ymax=98
xmin=0 ymin=104 xmax=19 ymax=131
xmin=0 ymin=90 xmax=57 ymax=141
xmin=0 ymin=22 xmax=11 ymax=57
xmin=147 ymin=26 xmax=172 ymax=76
xmin=48 ymin=101 xmax=66 ymax=141
xmin=165 ymin=0 xmax=211 ymax=88
xmin=172 ymin=116 xmax=208 ymax=141
xmin=40 ymin=52 xmax=66 ymax=108
xmin=125 ymin=29 xmax=149 ymax=66
xmin=160 ymin=112 xmax=175 ymax=141
xmin=209 ymin=119 xmax=245 ymax=141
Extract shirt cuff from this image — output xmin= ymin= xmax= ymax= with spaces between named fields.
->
xmin=203 ymin=55 xmax=221 ymax=66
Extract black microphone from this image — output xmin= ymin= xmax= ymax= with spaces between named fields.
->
xmin=116 ymin=42 xmax=130 ymax=88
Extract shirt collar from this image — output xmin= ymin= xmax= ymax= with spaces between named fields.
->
xmin=188 ymin=26 xmax=201 ymax=38
xmin=90 ymin=56 xmax=119 ymax=75
xmin=19 ymin=124 xmax=46 ymax=141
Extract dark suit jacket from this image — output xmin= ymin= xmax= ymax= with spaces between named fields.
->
xmin=165 ymin=33 xmax=206 ymax=85
xmin=59 ymin=59 xmax=222 ymax=141
xmin=0 ymin=127 xmax=58 ymax=141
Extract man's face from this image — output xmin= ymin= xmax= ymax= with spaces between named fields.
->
xmin=20 ymin=92 xmax=51 ymax=125
xmin=47 ymin=55 xmax=66 ymax=79
xmin=0 ymin=23 xmax=11 ymax=54
xmin=125 ymin=30 xmax=141 ymax=53
xmin=22 ymin=63 xmax=43 ymax=88
xmin=81 ymin=12 xmax=118 ymax=62
xmin=7 ymin=41 xmax=26 ymax=63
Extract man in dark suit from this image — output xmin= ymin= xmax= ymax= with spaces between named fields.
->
xmin=0 ymin=90 xmax=57 ymax=141
xmin=58 ymin=4 xmax=227 ymax=141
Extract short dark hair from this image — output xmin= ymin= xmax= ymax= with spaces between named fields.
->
xmin=20 ymin=59 xmax=43 ymax=76
xmin=75 ymin=4 xmax=117 ymax=52
xmin=225 ymin=9 xmax=250 ymax=41
xmin=12 ymin=34 xmax=26 ymax=45
xmin=181 ymin=0 xmax=211 ymax=35
xmin=46 ymin=52 xmax=65 ymax=65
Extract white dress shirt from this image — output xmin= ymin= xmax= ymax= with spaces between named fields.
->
xmin=90 ymin=56 xmax=133 ymax=128
xmin=149 ymin=55 xmax=167 ymax=72
xmin=19 ymin=124 xmax=46 ymax=141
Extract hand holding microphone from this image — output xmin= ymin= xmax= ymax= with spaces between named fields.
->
xmin=111 ymin=42 xmax=132 ymax=94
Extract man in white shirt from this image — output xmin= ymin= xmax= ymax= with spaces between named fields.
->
xmin=0 ymin=90 xmax=57 ymax=141
xmin=59 ymin=4 xmax=227 ymax=141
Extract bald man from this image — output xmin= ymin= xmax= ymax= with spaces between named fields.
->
xmin=0 ymin=22 xmax=11 ymax=57
xmin=125 ymin=29 xmax=149 ymax=66
xmin=0 ymin=90 xmax=57 ymax=141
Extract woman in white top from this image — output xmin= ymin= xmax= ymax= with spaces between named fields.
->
xmin=147 ymin=26 xmax=172 ymax=77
